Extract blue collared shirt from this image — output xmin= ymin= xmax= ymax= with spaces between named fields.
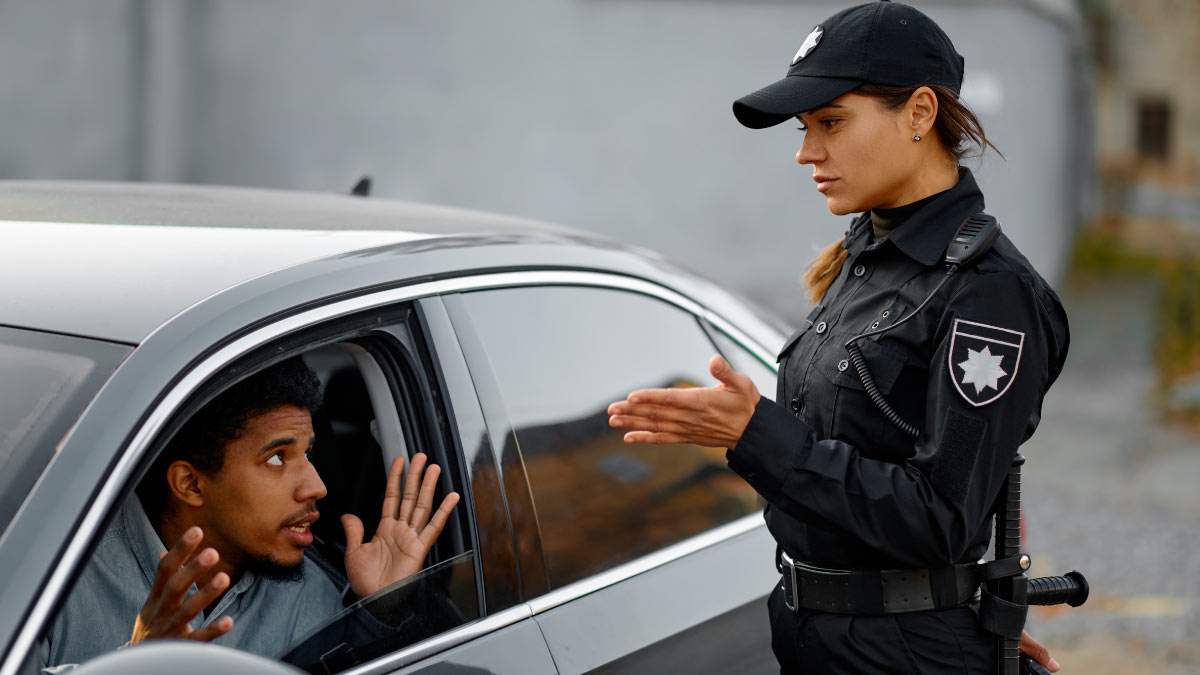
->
xmin=40 ymin=496 xmax=346 ymax=669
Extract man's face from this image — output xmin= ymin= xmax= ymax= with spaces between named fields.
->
xmin=194 ymin=405 xmax=327 ymax=576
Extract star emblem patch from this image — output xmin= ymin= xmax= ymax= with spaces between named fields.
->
xmin=948 ymin=319 xmax=1024 ymax=406
xmin=792 ymin=26 xmax=823 ymax=65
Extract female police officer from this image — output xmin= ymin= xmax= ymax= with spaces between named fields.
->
xmin=608 ymin=1 xmax=1068 ymax=673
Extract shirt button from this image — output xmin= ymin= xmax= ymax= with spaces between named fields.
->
xmin=815 ymin=321 xmax=827 ymax=334
xmin=854 ymin=265 xmax=866 ymax=277
xmin=837 ymin=359 xmax=849 ymax=372
xmin=790 ymin=397 xmax=801 ymax=412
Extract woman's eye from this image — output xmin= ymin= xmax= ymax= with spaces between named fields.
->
xmin=267 ymin=452 xmax=284 ymax=466
xmin=796 ymin=124 xmax=809 ymax=132
xmin=820 ymin=118 xmax=839 ymax=129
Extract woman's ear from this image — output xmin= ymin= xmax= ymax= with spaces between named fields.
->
xmin=166 ymin=461 xmax=206 ymax=508
xmin=907 ymin=86 xmax=939 ymax=138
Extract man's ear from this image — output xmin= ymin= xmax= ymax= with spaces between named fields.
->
xmin=166 ymin=461 xmax=206 ymax=508
xmin=906 ymin=86 xmax=939 ymax=138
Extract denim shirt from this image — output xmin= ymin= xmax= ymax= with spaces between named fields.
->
xmin=40 ymin=497 xmax=346 ymax=670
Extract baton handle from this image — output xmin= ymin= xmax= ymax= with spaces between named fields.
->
xmin=994 ymin=454 xmax=1026 ymax=675
xmin=1027 ymin=570 xmax=1089 ymax=607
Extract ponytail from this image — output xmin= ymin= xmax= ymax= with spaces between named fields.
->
xmin=802 ymin=239 xmax=850 ymax=305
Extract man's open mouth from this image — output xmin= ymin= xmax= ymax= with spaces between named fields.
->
xmin=282 ymin=512 xmax=319 ymax=534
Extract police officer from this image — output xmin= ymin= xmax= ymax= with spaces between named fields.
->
xmin=608 ymin=2 xmax=1068 ymax=673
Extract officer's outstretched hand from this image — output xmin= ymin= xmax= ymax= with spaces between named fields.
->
xmin=608 ymin=354 xmax=760 ymax=449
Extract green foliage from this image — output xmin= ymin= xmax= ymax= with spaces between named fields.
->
xmin=1068 ymin=226 xmax=1200 ymax=416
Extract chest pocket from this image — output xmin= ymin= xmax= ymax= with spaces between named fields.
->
xmin=778 ymin=305 xmax=823 ymax=362
xmin=817 ymin=334 xmax=907 ymax=395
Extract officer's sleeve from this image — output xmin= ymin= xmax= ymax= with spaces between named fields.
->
xmin=727 ymin=270 xmax=1068 ymax=567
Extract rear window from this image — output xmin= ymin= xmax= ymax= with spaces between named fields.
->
xmin=0 ymin=326 xmax=131 ymax=534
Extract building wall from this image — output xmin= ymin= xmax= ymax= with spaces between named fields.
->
xmin=0 ymin=0 xmax=1085 ymax=323
xmin=1089 ymin=0 xmax=1200 ymax=225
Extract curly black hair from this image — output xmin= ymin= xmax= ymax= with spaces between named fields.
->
xmin=137 ymin=357 xmax=322 ymax=521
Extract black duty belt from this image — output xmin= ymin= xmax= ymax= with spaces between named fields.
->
xmin=779 ymin=550 xmax=981 ymax=614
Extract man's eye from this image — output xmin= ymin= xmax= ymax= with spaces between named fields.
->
xmin=267 ymin=452 xmax=284 ymax=466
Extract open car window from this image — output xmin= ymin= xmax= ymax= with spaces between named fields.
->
xmin=277 ymin=550 xmax=478 ymax=673
xmin=39 ymin=312 xmax=480 ymax=674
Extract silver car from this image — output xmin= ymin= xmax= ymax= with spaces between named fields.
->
xmin=0 ymin=181 xmax=784 ymax=675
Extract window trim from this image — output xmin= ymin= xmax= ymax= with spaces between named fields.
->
xmin=11 ymin=270 xmax=779 ymax=675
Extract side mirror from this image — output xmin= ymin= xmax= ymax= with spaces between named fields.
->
xmin=72 ymin=641 xmax=302 ymax=675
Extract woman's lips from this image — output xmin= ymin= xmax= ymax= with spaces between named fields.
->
xmin=814 ymin=176 xmax=838 ymax=193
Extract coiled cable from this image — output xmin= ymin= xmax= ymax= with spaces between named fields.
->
xmin=843 ymin=265 xmax=959 ymax=439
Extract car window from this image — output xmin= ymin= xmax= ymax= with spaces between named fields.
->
xmin=278 ymin=551 xmax=478 ymax=672
xmin=458 ymin=285 xmax=764 ymax=590
xmin=41 ymin=323 xmax=479 ymax=674
xmin=705 ymin=321 xmax=779 ymax=401
xmin=0 ymin=326 xmax=131 ymax=536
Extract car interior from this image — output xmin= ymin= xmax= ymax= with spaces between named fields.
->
xmin=40 ymin=330 xmax=479 ymax=674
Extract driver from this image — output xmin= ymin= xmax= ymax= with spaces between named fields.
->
xmin=40 ymin=357 xmax=459 ymax=669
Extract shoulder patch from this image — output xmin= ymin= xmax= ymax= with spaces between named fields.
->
xmin=948 ymin=318 xmax=1024 ymax=406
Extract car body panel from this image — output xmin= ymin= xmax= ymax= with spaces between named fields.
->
xmin=530 ymin=521 xmax=776 ymax=674
xmin=0 ymin=183 xmax=786 ymax=675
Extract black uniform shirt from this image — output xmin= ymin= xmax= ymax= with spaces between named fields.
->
xmin=727 ymin=170 xmax=1070 ymax=570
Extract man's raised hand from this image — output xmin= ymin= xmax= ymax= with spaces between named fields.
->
xmin=342 ymin=453 xmax=460 ymax=598
xmin=130 ymin=526 xmax=233 ymax=645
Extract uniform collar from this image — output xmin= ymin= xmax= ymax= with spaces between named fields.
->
xmin=873 ymin=169 xmax=986 ymax=267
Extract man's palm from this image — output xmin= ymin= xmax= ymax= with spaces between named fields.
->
xmin=342 ymin=453 xmax=460 ymax=598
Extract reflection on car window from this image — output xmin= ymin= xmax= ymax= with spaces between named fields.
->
xmin=461 ymin=286 xmax=763 ymax=589
xmin=278 ymin=551 xmax=479 ymax=673
xmin=0 ymin=326 xmax=131 ymax=535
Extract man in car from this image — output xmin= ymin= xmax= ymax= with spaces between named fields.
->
xmin=40 ymin=358 xmax=459 ymax=669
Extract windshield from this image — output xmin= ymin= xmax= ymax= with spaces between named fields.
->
xmin=279 ymin=551 xmax=479 ymax=673
xmin=0 ymin=326 xmax=131 ymax=535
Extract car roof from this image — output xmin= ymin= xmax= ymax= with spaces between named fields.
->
xmin=0 ymin=181 xmax=610 ymax=343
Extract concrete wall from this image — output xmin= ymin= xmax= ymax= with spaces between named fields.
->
xmin=0 ymin=0 xmax=1085 ymax=324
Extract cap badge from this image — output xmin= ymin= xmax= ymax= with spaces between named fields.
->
xmin=792 ymin=26 xmax=823 ymax=65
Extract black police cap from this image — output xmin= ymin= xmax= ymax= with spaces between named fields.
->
xmin=733 ymin=1 xmax=966 ymax=129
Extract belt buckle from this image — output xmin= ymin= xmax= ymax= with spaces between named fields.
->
xmin=781 ymin=551 xmax=799 ymax=612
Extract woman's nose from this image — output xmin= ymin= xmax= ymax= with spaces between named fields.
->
xmin=796 ymin=136 xmax=824 ymax=165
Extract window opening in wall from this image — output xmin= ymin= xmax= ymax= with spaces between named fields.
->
xmin=1137 ymin=97 xmax=1172 ymax=162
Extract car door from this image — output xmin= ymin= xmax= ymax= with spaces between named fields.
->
xmin=20 ymin=290 xmax=556 ymax=675
xmin=441 ymin=275 xmax=783 ymax=674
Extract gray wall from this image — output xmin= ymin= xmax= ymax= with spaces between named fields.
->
xmin=0 ymin=0 xmax=1084 ymax=324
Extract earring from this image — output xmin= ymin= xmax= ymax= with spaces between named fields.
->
xmin=913 ymin=134 xmax=922 ymax=142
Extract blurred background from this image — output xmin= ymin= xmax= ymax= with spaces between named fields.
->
xmin=0 ymin=0 xmax=1196 ymax=672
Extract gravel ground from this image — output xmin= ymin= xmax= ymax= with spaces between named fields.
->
xmin=1019 ymin=277 xmax=1200 ymax=673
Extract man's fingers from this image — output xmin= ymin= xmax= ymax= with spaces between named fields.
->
xmin=188 ymin=616 xmax=234 ymax=642
xmin=419 ymin=492 xmax=460 ymax=545
xmin=398 ymin=453 xmax=427 ymax=524
xmin=410 ymin=463 xmax=441 ymax=530
xmin=380 ymin=455 xmax=406 ymax=520
xmin=170 ymin=571 xmax=229 ymax=633
xmin=342 ymin=514 xmax=365 ymax=555
xmin=161 ymin=546 xmax=220 ymax=608
xmin=150 ymin=526 xmax=203 ymax=601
